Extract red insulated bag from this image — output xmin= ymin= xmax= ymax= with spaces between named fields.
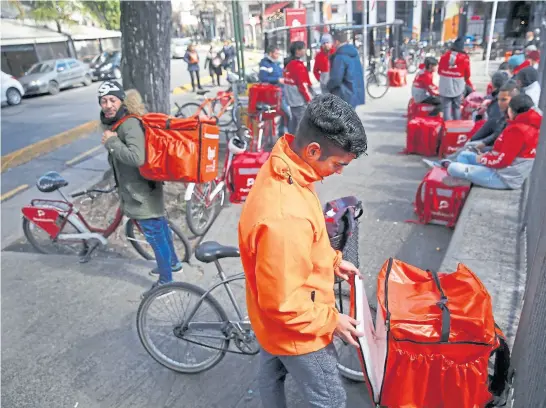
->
xmin=405 ymin=116 xmax=444 ymax=156
xmin=439 ymin=120 xmax=475 ymax=157
xmin=387 ymin=68 xmax=407 ymax=87
xmin=228 ymin=151 xmax=270 ymax=203
xmin=411 ymin=166 xmax=471 ymax=227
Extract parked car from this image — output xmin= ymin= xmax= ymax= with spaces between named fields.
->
xmin=1 ymin=71 xmax=25 ymax=106
xmin=171 ymin=38 xmax=192 ymax=59
xmin=93 ymin=51 xmax=122 ymax=81
xmin=18 ymin=59 xmax=92 ymax=96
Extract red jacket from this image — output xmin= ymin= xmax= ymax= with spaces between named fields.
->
xmin=513 ymin=59 xmax=532 ymax=76
xmin=284 ymin=59 xmax=312 ymax=106
xmin=313 ymin=48 xmax=334 ymax=81
xmin=412 ymin=69 xmax=439 ymax=96
xmin=480 ymin=109 xmax=541 ymax=168
xmin=438 ymin=50 xmax=473 ymax=97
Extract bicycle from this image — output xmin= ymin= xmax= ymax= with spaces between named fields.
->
xmin=136 ymin=240 xmax=372 ymax=380
xmin=21 ymin=171 xmax=191 ymax=264
xmin=184 ymin=103 xmax=276 ymax=236
xmin=366 ymin=60 xmax=390 ymax=100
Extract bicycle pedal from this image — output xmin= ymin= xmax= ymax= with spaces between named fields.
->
xmin=78 ymin=239 xmax=102 ymax=263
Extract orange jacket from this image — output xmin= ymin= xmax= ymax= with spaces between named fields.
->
xmin=238 ymin=134 xmax=342 ymax=356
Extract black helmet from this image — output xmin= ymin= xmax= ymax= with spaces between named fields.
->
xmin=424 ymin=56 xmax=438 ymax=69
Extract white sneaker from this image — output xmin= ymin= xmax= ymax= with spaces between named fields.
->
xmin=422 ymin=158 xmax=441 ymax=168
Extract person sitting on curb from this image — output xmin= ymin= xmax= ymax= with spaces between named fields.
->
xmin=507 ymin=52 xmax=529 ymax=77
xmin=238 ymin=94 xmax=368 ymax=408
xmin=313 ymin=33 xmax=335 ymax=94
xmin=445 ymin=94 xmax=541 ymax=190
xmin=259 ymin=45 xmax=291 ymax=137
xmin=515 ymin=66 xmax=541 ymax=107
xmin=438 ymin=37 xmax=474 ymax=120
xmin=283 ymin=41 xmax=313 ymax=134
xmin=98 ymin=81 xmax=182 ymax=297
xmin=327 ymin=30 xmax=365 ymax=108
xmin=411 ymin=57 xmax=441 ymax=116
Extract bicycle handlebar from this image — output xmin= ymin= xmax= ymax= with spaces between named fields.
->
xmin=71 ymin=185 xmax=117 ymax=198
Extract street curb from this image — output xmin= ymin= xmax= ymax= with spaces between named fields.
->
xmin=1 ymin=120 xmax=99 ymax=173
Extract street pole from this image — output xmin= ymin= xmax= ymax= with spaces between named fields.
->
xmin=362 ymin=0 xmax=367 ymax=104
xmin=484 ymin=0 xmax=498 ymax=76
xmin=429 ymin=0 xmax=435 ymax=44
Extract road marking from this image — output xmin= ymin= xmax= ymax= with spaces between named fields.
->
xmin=1 ymin=184 xmax=29 ymax=202
xmin=66 ymin=145 xmax=103 ymax=166
xmin=1 ymin=120 xmax=99 ymax=173
xmin=173 ymin=75 xmax=213 ymax=95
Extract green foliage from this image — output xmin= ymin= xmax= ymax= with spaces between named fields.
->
xmin=26 ymin=0 xmax=78 ymax=32
xmin=81 ymin=1 xmax=120 ymax=31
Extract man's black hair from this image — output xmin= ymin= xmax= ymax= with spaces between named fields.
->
xmin=515 ymin=66 xmax=539 ymax=88
xmin=498 ymin=62 xmax=509 ymax=71
xmin=289 ymin=41 xmax=305 ymax=57
xmin=332 ymin=30 xmax=350 ymax=44
xmin=295 ymin=94 xmax=367 ymax=158
xmin=499 ymin=80 xmax=519 ymax=95
xmin=267 ymin=45 xmax=279 ymax=55
xmin=509 ymin=94 xmax=535 ymax=114
xmin=424 ymin=57 xmax=438 ymax=69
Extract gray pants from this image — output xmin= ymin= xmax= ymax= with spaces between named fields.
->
xmin=258 ymin=343 xmax=346 ymax=408
xmin=441 ymin=94 xmax=463 ymax=121
xmin=288 ymin=105 xmax=306 ymax=135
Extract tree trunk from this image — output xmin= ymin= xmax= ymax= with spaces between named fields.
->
xmin=56 ymin=20 xmax=62 ymax=33
xmin=120 ymin=0 xmax=172 ymax=114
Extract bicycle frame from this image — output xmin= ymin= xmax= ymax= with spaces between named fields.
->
xmin=194 ymin=93 xmax=236 ymax=120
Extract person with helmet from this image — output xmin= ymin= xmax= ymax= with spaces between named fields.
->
xmin=411 ymin=57 xmax=441 ymax=116
xmin=313 ymin=33 xmax=335 ymax=94
xmin=98 ymin=81 xmax=182 ymax=297
xmin=438 ymin=37 xmax=474 ymax=120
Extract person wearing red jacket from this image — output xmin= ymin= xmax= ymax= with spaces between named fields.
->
xmin=438 ymin=37 xmax=474 ymax=120
xmin=446 ymin=94 xmax=541 ymax=189
xmin=411 ymin=57 xmax=441 ymax=116
xmin=284 ymin=41 xmax=313 ymax=134
xmin=313 ymin=34 xmax=334 ymax=94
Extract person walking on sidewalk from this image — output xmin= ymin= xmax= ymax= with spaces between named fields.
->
xmin=204 ymin=46 xmax=223 ymax=87
xmin=98 ymin=81 xmax=182 ymax=297
xmin=438 ymin=37 xmax=474 ymax=120
xmin=239 ymin=94 xmax=368 ymax=408
xmin=222 ymin=40 xmax=236 ymax=72
xmin=313 ymin=34 xmax=335 ymax=94
xmin=327 ymin=30 xmax=365 ymax=108
xmin=284 ymin=41 xmax=313 ymax=134
xmin=183 ymin=44 xmax=202 ymax=92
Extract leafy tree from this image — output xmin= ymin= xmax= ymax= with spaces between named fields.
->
xmin=81 ymin=0 xmax=120 ymax=30
xmin=25 ymin=0 xmax=78 ymax=33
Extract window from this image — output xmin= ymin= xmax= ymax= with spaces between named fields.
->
xmin=28 ymin=62 xmax=54 ymax=74
xmin=68 ymin=60 xmax=79 ymax=68
xmin=56 ymin=61 xmax=68 ymax=72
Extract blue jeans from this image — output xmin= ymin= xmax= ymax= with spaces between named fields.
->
xmin=137 ymin=217 xmax=180 ymax=284
xmin=441 ymin=94 xmax=463 ymax=121
xmin=448 ymin=151 xmax=509 ymax=189
xmin=278 ymin=88 xmax=292 ymax=136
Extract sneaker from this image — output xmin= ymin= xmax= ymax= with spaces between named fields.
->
xmin=141 ymin=280 xmax=172 ymax=299
xmin=422 ymin=158 xmax=442 ymax=168
xmin=439 ymin=159 xmax=452 ymax=168
xmin=149 ymin=262 xmax=183 ymax=276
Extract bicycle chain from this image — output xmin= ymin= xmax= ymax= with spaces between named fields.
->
xmin=180 ymin=335 xmax=257 ymax=355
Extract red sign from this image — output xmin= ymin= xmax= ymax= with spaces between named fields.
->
xmin=285 ymin=8 xmax=307 ymax=45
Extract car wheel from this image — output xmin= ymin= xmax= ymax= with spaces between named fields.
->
xmin=113 ymin=68 xmax=122 ymax=79
xmin=83 ymin=74 xmax=92 ymax=86
xmin=6 ymin=87 xmax=22 ymax=105
xmin=48 ymin=81 xmax=60 ymax=95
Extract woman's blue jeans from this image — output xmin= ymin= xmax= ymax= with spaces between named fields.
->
xmin=137 ymin=217 xmax=180 ymax=284
xmin=447 ymin=151 xmax=509 ymax=190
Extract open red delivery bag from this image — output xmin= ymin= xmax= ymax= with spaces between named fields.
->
xmin=351 ymin=259 xmax=511 ymax=408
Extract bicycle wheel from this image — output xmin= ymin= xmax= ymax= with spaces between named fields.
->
xmin=137 ymin=281 xmax=230 ymax=373
xmin=333 ymin=284 xmax=377 ymax=382
xmin=125 ymin=219 xmax=191 ymax=262
xmin=407 ymin=60 xmax=418 ymax=74
xmin=211 ymin=100 xmax=234 ymax=127
xmin=231 ymin=102 xmax=244 ymax=128
xmin=366 ymin=73 xmax=389 ymax=99
xmin=176 ymin=102 xmax=208 ymax=119
xmin=22 ymin=216 xmax=86 ymax=256
xmin=185 ymin=181 xmax=224 ymax=236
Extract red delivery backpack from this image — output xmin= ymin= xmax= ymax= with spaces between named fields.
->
xmin=405 ymin=116 xmax=444 ymax=156
xmin=411 ymin=166 xmax=471 ymax=228
xmin=351 ymin=259 xmax=512 ymax=408
xmin=228 ymin=151 xmax=270 ymax=203
xmin=387 ymin=68 xmax=407 ymax=87
xmin=439 ymin=120 xmax=475 ymax=157
xmin=113 ymin=114 xmax=219 ymax=183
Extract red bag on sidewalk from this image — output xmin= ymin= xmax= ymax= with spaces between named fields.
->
xmin=439 ymin=120 xmax=475 ymax=157
xmin=351 ymin=259 xmax=512 ymax=408
xmin=411 ymin=166 xmax=471 ymax=227
xmin=405 ymin=116 xmax=444 ymax=156
xmin=387 ymin=68 xmax=407 ymax=87
xmin=228 ymin=151 xmax=270 ymax=203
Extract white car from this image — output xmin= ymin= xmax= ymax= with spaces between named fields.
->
xmin=1 ymin=71 xmax=25 ymax=106
xmin=171 ymin=38 xmax=192 ymax=59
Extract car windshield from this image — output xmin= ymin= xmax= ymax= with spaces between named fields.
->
xmin=106 ymin=52 xmax=120 ymax=63
xmin=28 ymin=62 xmax=54 ymax=74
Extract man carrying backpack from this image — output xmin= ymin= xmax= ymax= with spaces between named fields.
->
xmin=98 ymin=81 xmax=182 ymax=297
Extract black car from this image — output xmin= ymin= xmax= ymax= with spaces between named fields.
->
xmin=93 ymin=51 xmax=122 ymax=81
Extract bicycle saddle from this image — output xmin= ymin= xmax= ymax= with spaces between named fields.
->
xmin=196 ymin=89 xmax=209 ymax=96
xmin=36 ymin=171 xmax=68 ymax=193
xmin=256 ymin=103 xmax=272 ymax=112
xmin=195 ymin=241 xmax=240 ymax=263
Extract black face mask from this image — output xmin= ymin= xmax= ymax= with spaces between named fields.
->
xmin=100 ymin=105 xmax=128 ymax=126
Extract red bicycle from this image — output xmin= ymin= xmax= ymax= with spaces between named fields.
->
xmin=21 ymin=171 xmax=191 ymax=263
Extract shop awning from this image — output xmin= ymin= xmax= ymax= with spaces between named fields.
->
xmin=264 ymin=2 xmax=291 ymax=17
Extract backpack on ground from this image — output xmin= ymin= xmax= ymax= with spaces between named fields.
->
xmin=410 ymin=166 xmax=471 ymax=228
xmin=351 ymin=258 xmax=512 ymax=408
xmin=112 ymin=114 xmax=219 ymax=183
xmin=405 ymin=116 xmax=444 ymax=156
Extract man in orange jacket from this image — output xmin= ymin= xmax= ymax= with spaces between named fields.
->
xmin=239 ymin=94 xmax=368 ymax=408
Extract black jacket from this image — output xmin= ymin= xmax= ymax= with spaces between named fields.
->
xmin=470 ymin=91 xmax=506 ymax=146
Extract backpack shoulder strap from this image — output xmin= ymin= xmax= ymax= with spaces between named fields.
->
xmin=112 ymin=114 xmax=141 ymax=131
xmin=487 ymin=324 xmax=512 ymax=407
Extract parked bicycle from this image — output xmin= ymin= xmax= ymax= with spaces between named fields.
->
xmin=366 ymin=60 xmax=389 ymax=100
xmin=136 ymin=240 xmax=370 ymax=380
xmin=21 ymin=171 xmax=191 ymax=263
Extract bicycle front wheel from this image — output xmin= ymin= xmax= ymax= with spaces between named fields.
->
xmin=185 ymin=181 xmax=224 ymax=236
xmin=137 ymin=281 xmax=230 ymax=373
xmin=125 ymin=219 xmax=191 ymax=262
xmin=176 ymin=102 xmax=208 ymax=119
xmin=366 ymin=73 xmax=389 ymax=99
